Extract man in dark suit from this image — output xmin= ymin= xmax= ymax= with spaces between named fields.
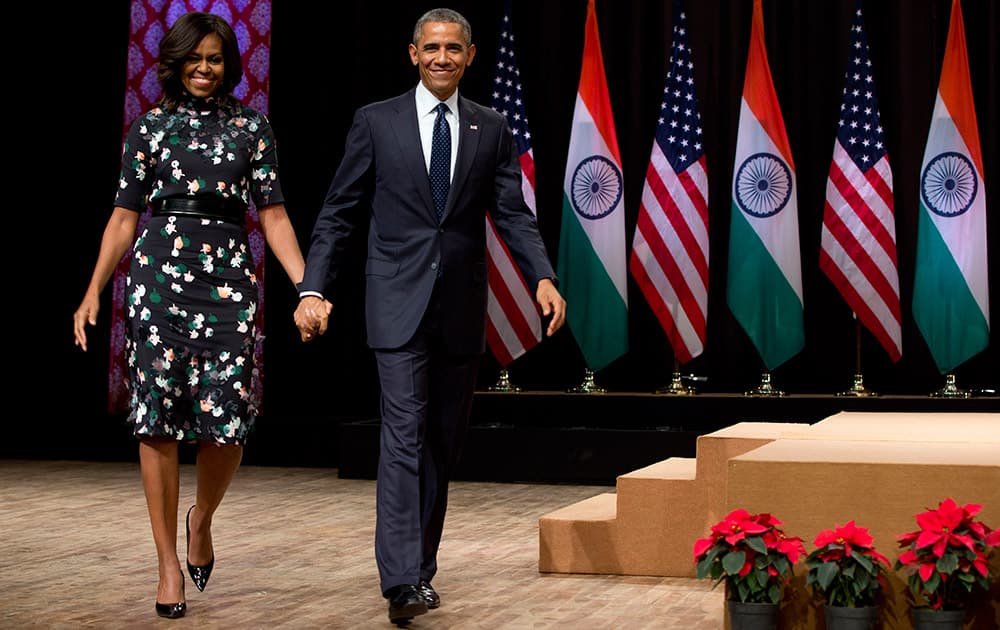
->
xmin=294 ymin=7 xmax=565 ymax=625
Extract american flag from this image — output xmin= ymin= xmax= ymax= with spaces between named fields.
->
xmin=819 ymin=0 xmax=901 ymax=362
xmin=486 ymin=0 xmax=542 ymax=367
xmin=628 ymin=2 xmax=709 ymax=364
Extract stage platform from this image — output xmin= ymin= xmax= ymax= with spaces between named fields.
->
xmin=337 ymin=391 xmax=999 ymax=484
xmin=537 ymin=412 xmax=1000 ymax=629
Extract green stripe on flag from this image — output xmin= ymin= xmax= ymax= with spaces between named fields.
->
xmin=558 ymin=195 xmax=628 ymax=371
xmin=912 ymin=207 xmax=989 ymax=373
xmin=726 ymin=204 xmax=804 ymax=370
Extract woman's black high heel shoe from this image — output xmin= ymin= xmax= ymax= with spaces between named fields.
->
xmin=155 ymin=572 xmax=187 ymax=619
xmin=185 ymin=504 xmax=215 ymax=592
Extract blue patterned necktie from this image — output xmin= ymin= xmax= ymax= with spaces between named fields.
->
xmin=429 ymin=102 xmax=451 ymax=221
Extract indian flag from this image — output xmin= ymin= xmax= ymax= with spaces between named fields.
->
xmin=726 ymin=0 xmax=804 ymax=371
xmin=557 ymin=0 xmax=628 ymax=371
xmin=913 ymin=0 xmax=990 ymax=374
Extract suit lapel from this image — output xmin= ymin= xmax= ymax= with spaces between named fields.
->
xmin=445 ymin=97 xmax=481 ymax=218
xmin=389 ymin=90 xmax=437 ymax=216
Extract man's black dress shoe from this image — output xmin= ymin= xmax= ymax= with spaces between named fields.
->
xmin=417 ymin=580 xmax=440 ymax=609
xmin=386 ymin=584 xmax=428 ymax=624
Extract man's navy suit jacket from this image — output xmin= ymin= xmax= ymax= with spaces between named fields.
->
xmin=302 ymin=87 xmax=555 ymax=354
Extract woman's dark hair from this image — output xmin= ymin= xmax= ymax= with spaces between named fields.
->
xmin=157 ymin=12 xmax=243 ymax=111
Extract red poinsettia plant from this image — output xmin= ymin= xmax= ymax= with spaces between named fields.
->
xmin=694 ymin=508 xmax=806 ymax=604
xmin=805 ymin=520 xmax=891 ymax=608
xmin=894 ymin=497 xmax=1000 ymax=611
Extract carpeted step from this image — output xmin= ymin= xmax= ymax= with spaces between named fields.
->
xmin=538 ymin=492 xmax=620 ymax=574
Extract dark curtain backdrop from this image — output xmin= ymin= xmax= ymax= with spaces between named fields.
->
xmin=29 ymin=0 xmax=997 ymax=461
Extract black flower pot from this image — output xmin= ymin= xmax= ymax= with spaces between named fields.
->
xmin=726 ymin=600 xmax=778 ymax=630
xmin=910 ymin=607 xmax=965 ymax=629
xmin=824 ymin=604 xmax=877 ymax=630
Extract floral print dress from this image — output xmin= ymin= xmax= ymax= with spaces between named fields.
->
xmin=114 ymin=97 xmax=283 ymax=444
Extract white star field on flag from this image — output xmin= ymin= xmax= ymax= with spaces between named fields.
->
xmin=656 ymin=11 xmax=704 ymax=173
xmin=837 ymin=8 xmax=887 ymax=170
xmin=492 ymin=15 xmax=532 ymax=156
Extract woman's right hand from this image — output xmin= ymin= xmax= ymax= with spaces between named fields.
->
xmin=73 ymin=295 xmax=99 ymax=352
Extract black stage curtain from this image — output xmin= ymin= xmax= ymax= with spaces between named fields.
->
xmin=36 ymin=1 xmax=997 ymax=458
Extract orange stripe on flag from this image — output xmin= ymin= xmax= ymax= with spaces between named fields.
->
xmin=743 ymin=0 xmax=795 ymax=168
xmin=577 ymin=0 xmax=622 ymax=164
xmin=939 ymin=0 xmax=984 ymax=175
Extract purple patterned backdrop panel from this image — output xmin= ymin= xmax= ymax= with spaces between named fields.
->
xmin=109 ymin=0 xmax=272 ymax=414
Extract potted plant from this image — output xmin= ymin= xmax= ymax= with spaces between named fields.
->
xmin=894 ymin=497 xmax=1000 ymax=629
xmin=694 ymin=508 xmax=806 ymax=629
xmin=805 ymin=520 xmax=890 ymax=629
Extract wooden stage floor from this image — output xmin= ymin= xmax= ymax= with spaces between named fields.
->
xmin=1 ymin=459 xmax=723 ymax=629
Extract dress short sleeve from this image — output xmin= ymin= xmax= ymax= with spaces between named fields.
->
xmin=247 ymin=111 xmax=284 ymax=209
xmin=114 ymin=111 xmax=158 ymax=212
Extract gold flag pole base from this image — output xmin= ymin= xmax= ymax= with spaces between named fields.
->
xmin=929 ymin=373 xmax=971 ymax=399
xmin=487 ymin=368 xmax=521 ymax=393
xmin=567 ymin=368 xmax=606 ymax=394
xmin=836 ymin=373 xmax=879 ymax=397
xmin=745 ymin=371 xmax=785 ymax=397
xmin=656 ymin=371 xmax=696 ymax=395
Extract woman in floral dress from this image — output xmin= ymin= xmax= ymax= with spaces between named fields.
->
xmin=72 ymin=12 xmax=310 ymax=619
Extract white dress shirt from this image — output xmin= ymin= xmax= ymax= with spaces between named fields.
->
xmin=414 ymin=82 xmax=459 ymax=183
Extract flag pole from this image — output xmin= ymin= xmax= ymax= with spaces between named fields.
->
xmin=837 ymin=314 xmax=879 ymax=397
xmin=929 ymin=373 xmax=971 ymax=398
xmin=568 ymin=368 xmax=606 ymax=394
xmin=746 ymin=368 xmax=785 ymax=397
xmin=487 ymin=367 xmax=521 ymax=393
xmin=656 ymin=356 xmax=696 ymax=395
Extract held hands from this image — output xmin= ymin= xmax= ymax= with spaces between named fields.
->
xmin=294 ymin=296 xmax=333 ymax=342
xmin=536 ymin=278 xmax=566 ymax=337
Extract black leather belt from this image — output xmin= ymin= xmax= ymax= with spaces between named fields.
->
xmin=152 ymin=197 xmax=247 ymax=224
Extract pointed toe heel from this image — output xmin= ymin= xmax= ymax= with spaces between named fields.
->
xmin=155 ymin=572 xmax=187 ymax=619
xmin=186 ymin=557 xmax=214 ymax=593
xmin=185 ymin=504 xmax=215 ymax=592
xmin=155 ymin=601 xmax=187 ymax=619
